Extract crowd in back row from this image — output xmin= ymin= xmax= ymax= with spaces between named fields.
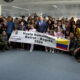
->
xmin=0 ymin=13 xmax=80 ymax=61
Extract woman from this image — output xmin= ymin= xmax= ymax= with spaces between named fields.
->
xmin=73 ymin=24 xmax=80 ymax=38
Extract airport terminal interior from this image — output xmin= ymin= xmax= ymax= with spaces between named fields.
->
xmin=0 ymin=0 xmax=80 ymax=80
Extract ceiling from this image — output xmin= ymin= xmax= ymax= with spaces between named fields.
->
xmin=0 ymin=0 xmax=80 ymax=18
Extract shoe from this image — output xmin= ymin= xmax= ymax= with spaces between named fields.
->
xmin=52 ymin=50 xmax=54 ymax=53
xmin=50 ymin=49 xmax=52 ymax=53
xmin=30 ymin=50 xmax=32 ymax=53
xmin=45 ymin=49 xmax=48 ymax=52
xmin=77 ymin=59 xmax=80 ymax=62
xmin=2 ymin=49 xmax=5 ymax=52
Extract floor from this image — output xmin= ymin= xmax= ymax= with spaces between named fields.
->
xmin=0 ymin=49 xmax=80 ymax=80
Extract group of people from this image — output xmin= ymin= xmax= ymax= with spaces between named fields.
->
xmin=0 ymin=13 xmax=80 ymax=62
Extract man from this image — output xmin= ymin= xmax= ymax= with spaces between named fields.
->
xmin=6 ymin=17 xmax=14 ymax=39
xmin=36 ymin=16 xmax=47 ymax=33
xmin=36 ymin=16 xmax=47 ymax=51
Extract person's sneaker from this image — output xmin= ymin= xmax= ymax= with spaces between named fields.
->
xmin=45 ymin=49 xmax=48 ymax=52
xmin=6 ymin=46 xmax=9 ymax=50
xmin=52 ymin=50 xmax=54 ymax=53
xmin=77 ymin=59 xmax=80 ymax=62
xmin=2 ymin=49 xmax=5 ymax=52
xmin=50 ymin=49 xmax=52 ymax=53
xmin=30 ymin=50 xmax=33 ymax=53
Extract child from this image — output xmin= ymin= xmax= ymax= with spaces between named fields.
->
xmin=57 ymin=28 xmax=65 ymax=38
xmin=65 ymin=30 xmax=70 ymax=39
xmin=54 ymin=27 xmax=58 ymax=37
xmin=19 ymin=21 xmax=26 ymax=49
xmin=50 ymin=30 xmax=55 ymax=53
xmin=29 ymin=25 xmax=36 ymax=52
xmin=45 ymin=28 xmax=50 ymax=52
xmin=0 ymin=31 xmax=9 ymax=51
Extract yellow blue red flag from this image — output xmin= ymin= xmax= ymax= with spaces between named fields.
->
xmin=56 ymin=39 xmax=70 ymax=51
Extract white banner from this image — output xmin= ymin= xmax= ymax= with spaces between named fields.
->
xmin=9 ymin=30 xmax=70 ymax=51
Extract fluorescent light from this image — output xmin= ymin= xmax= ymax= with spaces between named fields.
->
xmin=52 ymin=5 xmax=58 ymax=8
xmin=12 ymin=6 xmax=29 ymax=11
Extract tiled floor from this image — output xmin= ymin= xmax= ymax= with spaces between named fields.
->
xmin=0 ymin=49 xmax=80 ymax=80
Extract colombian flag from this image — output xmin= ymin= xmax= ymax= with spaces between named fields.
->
xmin=56 ymin=39 xmax=70 ymax=51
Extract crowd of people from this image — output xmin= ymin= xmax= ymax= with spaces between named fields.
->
xmin=0 ymin=13 xmax=80 ymax=61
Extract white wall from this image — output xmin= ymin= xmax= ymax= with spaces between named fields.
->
xmin=0 ymin=5 xmax=2 ymax=16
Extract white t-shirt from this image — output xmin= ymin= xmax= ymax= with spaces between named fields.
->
xmin=54 ymin=31 xmax=58 ymax=37
xmin=29 ymin=29 xmax=36 ymax=32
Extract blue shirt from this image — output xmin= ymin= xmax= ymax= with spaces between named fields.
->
xmin=6 ymin=21 xmax=14 ymax=35
xmin=23 ymin=26 xmax=26 ymax=31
